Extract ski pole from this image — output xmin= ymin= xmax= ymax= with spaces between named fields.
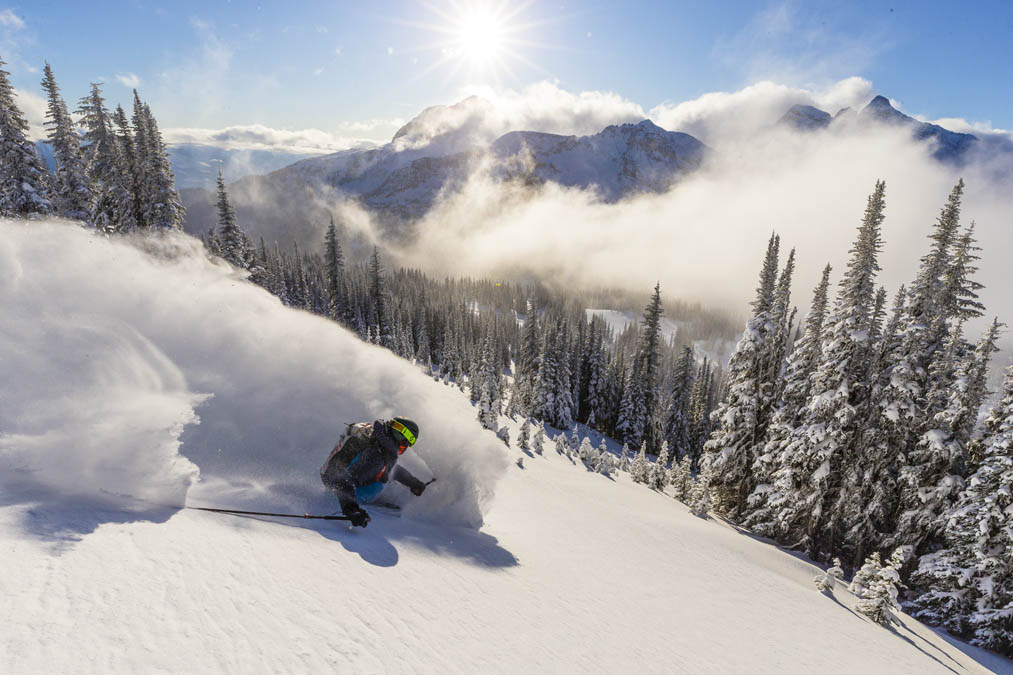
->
xmin=188 ymin=506 xmax=351 ymax=521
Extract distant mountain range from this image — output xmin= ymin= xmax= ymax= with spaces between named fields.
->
xmin=171 ymin=94 xmax=999 ymax=246
xmin=777 ymin=95 xmax=979 ymax=163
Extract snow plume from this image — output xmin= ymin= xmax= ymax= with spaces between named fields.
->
xmin=0 ymin=220 xmax=507 ymax=529
xmin=395 ymin=107 xmax=1013 ymax=343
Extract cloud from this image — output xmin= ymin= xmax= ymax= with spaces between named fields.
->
xmin=0 ymin=8 xmax=24 ymax=29
xmin=162 ymin=123 xmax=379 ymax=154
xmin=313 ymin=67 xmax=324 ymax=76
xmin=649 ymin=77 xmax=876 ymax=145
xmin=0 ymin=221 xmax=508 ymax=530
xmin=115 ymin=72 xmax=141 ymax=88
xmin=713 ymin=2 xmax=891 ymax=87
xmin=387 ymin=46 xmax=394 ymax=56
xmin=14 ymin=87 xmax=47 ymax=141
xmin=388 ymin=81 xmax=647 ymax=151
xmin=334 ymin=46 xmax=342 ymax=56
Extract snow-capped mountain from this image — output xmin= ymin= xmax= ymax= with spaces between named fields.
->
xmin=180 ymin=107 xmax=709 ymax=242
xmin=778 ymin=95 xmax=979 ymax=163
xmin=778 ymin=104 xmax=832 ymax=131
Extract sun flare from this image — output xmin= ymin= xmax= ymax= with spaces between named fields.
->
xmin=413 ymin=0 xmax=545 ymax=85
xmin=456 ymin=6 xmax=506 ymax=65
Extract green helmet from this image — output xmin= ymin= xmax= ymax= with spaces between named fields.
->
xmin=389 ymin=417 xmax=419 ymax=449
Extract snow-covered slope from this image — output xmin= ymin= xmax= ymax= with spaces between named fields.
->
xmin=2 ymin=221 xmax=1010 ymax=674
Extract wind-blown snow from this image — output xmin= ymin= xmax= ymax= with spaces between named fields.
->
xmin=0 ymin=220 xmax=507 ymax=528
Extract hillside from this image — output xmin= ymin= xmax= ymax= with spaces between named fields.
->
xmin=1 ymin=220 xmax=1010 ymax=674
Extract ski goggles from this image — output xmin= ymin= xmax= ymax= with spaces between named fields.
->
xmin=390 ymin=420 xmax=416 ymax=448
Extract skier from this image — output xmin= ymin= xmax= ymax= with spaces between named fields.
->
xmin=320 ymin=417 xmax=428 ymax=528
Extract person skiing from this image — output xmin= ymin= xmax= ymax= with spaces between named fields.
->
xmin=320 ymin=417 xmax=428 ymax=528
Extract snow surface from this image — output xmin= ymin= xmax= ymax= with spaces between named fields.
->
xmin=2 ymin=221 xmax=1011 ymax=674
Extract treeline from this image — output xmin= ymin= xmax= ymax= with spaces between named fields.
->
xmin=0 ymin=58 xmax=183 ymax=229
xmin=205 ymin=175 xmax=731 ymax=468
xmin=699 ymin=179 xmax=1011 ymax=656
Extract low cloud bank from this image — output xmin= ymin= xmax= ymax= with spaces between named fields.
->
xmin=0 ymin=221 xmax=507 ymax=528
xmin=394 ymin=113 xmax=1013 ymax=345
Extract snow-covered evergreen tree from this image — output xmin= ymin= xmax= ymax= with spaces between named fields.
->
xmin=477 ymin=332 xmax=502 ymax=431
xmin=554 ymin=432 xmax=568 ymax=456
xmin=619 ymin=442 xmax=631 ymax=472
xmin=40 ymin=63 xmax=90 ymax=221
xmin=518 ymin=418 xmax=531 ymax=450
xmin=137 ymin=98 xmax=184 ymax=229
xmin=814 ymin=558 xmax=845 ymax=592
xmin=630 ymin=442 xmax=650 ymax=484
xmin=78 ymin=84 xmax=134 ymax=232
xmin=532 ymin=422 xmax=545 ymax=455
xmin=849 ymin=551 xmax=883 ymax=598
xmin=0 ymin=58 xmax=52 ymax=216
xmin=496 ymin=426 xmax=510 ymax=447
xmin=670 ymin=454 xmax=692 ymax=502
xmin=649 ymin=441 xmax=670 ymax=490
xmin=701 ymin=233 xmax=783 ymax=517
xmin=857 ymin=549 xmax=904 ymax=625
xmin=689 ymin=463 xmax=713 ymax=517
xmin=213 ymin=168 xmax=252 ymax=269
xmin=775 ymin=182 xmax=886 ymax=560
xmin=745 ymin=263 xmax=832 ymax=535
xmin=911 ymin=361 xmax=1013 ymax=655
xmin=578 ymin=436 xmax=595 ymax=465
xmin=323 ymin=217 xmax=348 ymax=323
xmin=665 ymin=346 xmax=695 ymax=459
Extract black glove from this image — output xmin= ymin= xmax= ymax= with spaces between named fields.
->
xmin=345 ymin=507 xmax=370 ymax=528
xmin=410 ymin=482 xmax=426 ymax=497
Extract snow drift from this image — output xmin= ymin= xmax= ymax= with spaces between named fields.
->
xmin=0 ymin=220 xmax=507 ymax=528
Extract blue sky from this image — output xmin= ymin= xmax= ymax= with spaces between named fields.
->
xmin=3 ymin=0 xmax=1012 ymax=142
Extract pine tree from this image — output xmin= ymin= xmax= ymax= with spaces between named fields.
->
xmin=857 ymin=549 xmax=904 ymax=625
xmin=214 ymin=168 xmax=251 ymax=268
xmin=532 ymin=422 xmax=545 ymax=455
xmin=745 ymin=264 xmax=832 ymax=536
xmin=477 ymin=331 xmax=501 ymax=430
xmin=665 ymin=345 xmax=695 ymax=458
xmin=670 ymin=454 xmax=693 ymax=502
xmin=78 ymin=85 xmax=135 ymax=232
xmin=139 ymin=100 xmax=184 ymax=229
xmin=701 ymin=233 xmax=782 ymax=517
xmin=578 ymin=436 xmax=594 ymax=465
xmin=323 ymin=217 xmax=348 ymax=323
xmin=518 ymin=418 xmax=531 ymax=450
xmin=0 ymin=58 xmax=52 ymax=216
xmin=619 ymin=442 xmax=631 ymax=471
xmin=630 ymin=442 xmax=650 ymax=484
xmin=689 ymin=463 xmax=713 ymax=517
xmin=814 ymin=558 xmax=845 ymax=592
xmin=911 ymin=362 xmax=1013 ymax=655
xmin=777 ymin=182 xmax=886 ymax=561
xmin=649 ymin=441 xmax=670 ymax=490
xmin=849 ymin=551 xmax=884 ymax=598
xmin=368 ymin=247 xmax=395 ymax=350
xmin=40 ymin=63 xmax=91 ymax=221
xmin=554 ymin=432 xmax=568 ymax=456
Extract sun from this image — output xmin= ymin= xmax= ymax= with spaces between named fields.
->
xmin=455 ymin=6 xmax=506 ymax=66
xmin=409 ymin=0 xmax=547 ymax=86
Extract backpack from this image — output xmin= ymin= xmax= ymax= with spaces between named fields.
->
xmin=321 ymin=422 xmax=373 ymax=475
